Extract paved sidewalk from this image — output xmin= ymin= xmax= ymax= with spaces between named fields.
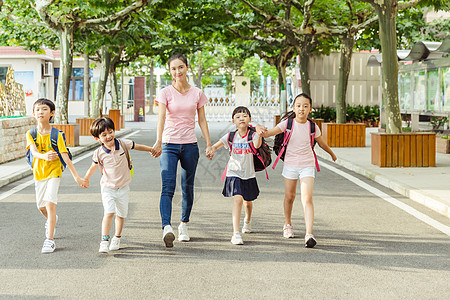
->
xmin=1 ymin=120 xmax=449 ymax=220
xmin=315 ymin=127 xmax=450 ymax=219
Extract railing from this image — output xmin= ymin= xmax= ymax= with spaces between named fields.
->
xmin=204 ymin=95 xmax=280 ymax=123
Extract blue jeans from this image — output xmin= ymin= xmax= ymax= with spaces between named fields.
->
xmin=160 ymin=143 xmax=199 ymax=228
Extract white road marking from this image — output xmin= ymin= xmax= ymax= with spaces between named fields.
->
xmin=0 ymin=131 xmax=140 ymax=201
xmin=320 ymin=160 xmax=450 ymax=236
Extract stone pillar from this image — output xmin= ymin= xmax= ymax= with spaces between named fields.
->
xmin=235 ymin=76 xmax=251 ymax=106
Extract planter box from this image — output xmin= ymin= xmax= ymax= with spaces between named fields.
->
xmin=0 ymin=116 xmax=36 ymax=163
xmin=311 ymin=118 xmax=324 ymax=131
xmin=322 ymin=123 xmax=366 ymax=147
xmin=371 ymin=132 xmax=436 ymax=167
xmin=52 ymin=124 xmax=80 ymax=147
xmin=436 ymin=137 xmax=450 ymax=154
xmin=121 ymin=115 xmax=124 ymax=129
xmin=76 ymin=118 xmax=95 ymax=136
xmin=109 ymin=109 xmax=121 ymax=130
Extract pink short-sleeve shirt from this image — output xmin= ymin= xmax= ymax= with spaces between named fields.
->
xmin=277 ymin=119 xmax=321 ymax=168
xmin=156 ymin=85 xmax=209 ymax=144
xmin=93 ymin=138 xmax=134 ymax=189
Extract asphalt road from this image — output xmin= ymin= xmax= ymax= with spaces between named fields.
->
xmin=0 ymin=124 xmax=449 ymax=299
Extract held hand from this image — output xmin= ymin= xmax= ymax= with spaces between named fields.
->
xmin=44 ymin=151 xmax=58 ymax=161
xmin=152 ymin=141 xmax=162 ymax=158
xmin=205 ymin=145 xmax=215 ymax=160
xmin=76 ymin=177 xmax=89 ymax=188
xmin=255 ymin=124 xmax=267 ymax=136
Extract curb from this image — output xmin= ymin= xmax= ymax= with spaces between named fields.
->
xmin=315 ymin=149 xmax=450 ymax=219
xmin=0 ymin=129 xmax=134 ymax=189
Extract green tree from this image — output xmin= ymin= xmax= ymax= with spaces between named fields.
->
xmin=1 ymin=0 xmax=148 ymax=123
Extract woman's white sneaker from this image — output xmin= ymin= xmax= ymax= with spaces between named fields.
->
xmin=178 ymin=223 xmax=190 ymax=242
xmin=163 ymin=225 xmax=175 ymax=248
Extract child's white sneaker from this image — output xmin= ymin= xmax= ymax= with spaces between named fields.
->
xmin=45 ymin=215 xmax=58 ymax=238
xmin=283 ymin=224 xmax=294 ymax=238
xmin=162 ymin=225 xmax=175 ymax=248
xmin=231 ymin=232 xmax=244 ymax=245
xmin=242 ymin=221 xmax=251 ymax=234
xmin=99 ymin=241 xmax=109 ymax=253
xmin=178 ymin=223 xmax=190 ymax=242
xmin=109 ymin=236 xmax=121 ymax=251
xmin=41 ymin=238 xmax=55 ymax=254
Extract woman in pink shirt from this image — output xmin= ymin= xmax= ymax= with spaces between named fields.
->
xmin=152 ymin=54 xmax=214 ymax=248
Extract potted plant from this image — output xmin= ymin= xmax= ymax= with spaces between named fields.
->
xmin=436 ymin=134 xmax=450 ymax=154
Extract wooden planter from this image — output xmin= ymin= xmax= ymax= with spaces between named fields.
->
xmin=436 ymin=137 xmax=450 ymax=154
xmin=120 ymin=114 xmax=124 ymax=129
xmin=322 ymin=123 xmax=366 ymax=147
xmin=109 ymin=109 xmax=121 ymax=130
xmin=52 ymin=124 xmax=80 ymax=147
xmin=371 ymin=132 xmax=436 ymax=167
xmin=311 ymin=118 xmax=324 ymax=131
xmin=76 ymin=118 xmax=95 ymax=136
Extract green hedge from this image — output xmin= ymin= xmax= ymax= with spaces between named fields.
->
xmin=312 ymin=105 xmax=380 ymax=123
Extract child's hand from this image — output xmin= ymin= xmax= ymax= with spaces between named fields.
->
xmin=44 ymin=151 xmax=58 ymax=161
xmin=255 ymin=125 xmax=267 ymax=136
xmin=152 ymin=141 xmax=162 ymax=158
xmin=205 ymin=145 xmax=215 ymax=160
xmin=331 ymin=153 xmax=337 ymax=162
xmin=77 ymin=177 xmax=89 ymax=188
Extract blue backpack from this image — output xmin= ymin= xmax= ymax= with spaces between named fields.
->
xmin=26 ymin=127 xmax=73 ymax=170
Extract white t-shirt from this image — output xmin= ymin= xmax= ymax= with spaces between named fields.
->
xmin=220 ymin=131 xmax=259 ymax=180
xmin=277 ymin=119 xmax=321 ymax=168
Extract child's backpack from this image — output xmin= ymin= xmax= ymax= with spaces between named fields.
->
xmin=223 ymin=126 xmax=272 ymax=180
xmin=97 ymin=138 xmax=134 ymax=178
xmin=272 ymin=118 xmax=320 ymax=171
xmin=26 ymin=127 xmax=73 ymax=170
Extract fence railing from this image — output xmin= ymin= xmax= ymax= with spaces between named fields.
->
xmin=204 ymin=95 xmax=280 ymax=123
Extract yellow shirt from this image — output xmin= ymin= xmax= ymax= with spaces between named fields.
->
xmin=26 ymin=129 xmax=68 ymax=181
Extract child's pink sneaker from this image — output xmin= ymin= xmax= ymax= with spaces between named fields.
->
xmin=283 ymin=224 xmax=294 ymax=238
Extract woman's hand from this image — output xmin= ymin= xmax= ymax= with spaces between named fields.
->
xmin=152 ymin=141 xmax=162 ymax=158
xmin=205 ymin=145 xmax=215 ymax=160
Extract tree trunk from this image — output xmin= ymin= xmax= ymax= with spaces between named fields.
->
xmin=147 ymin=59 xmax=154 ymax=115
xmin=336 ymin=37 xmax=355 ymax=124
xmin=54 ymin=26 xmax=74 ymax=124
xmin=376 ymin=1 xmax=402 ymax=133
xmin=83 ymin=53 xmax=90 ymax=117
xmin=92 ymin=46 xmax=111 ymax=118
xmin=109 ymin=67 xmax=119 ymax=109
xmin=298 ymin=46 xmax=311 ymax=97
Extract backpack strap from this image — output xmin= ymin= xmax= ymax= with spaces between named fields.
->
xmin=308 ymin=119 xmax=320 ymax=172
xmin=221 ymin=131 xmax=237 ymax=181
xmin=248 ymin=130 xmax=269 ymax=180
xmin=30 ymin=126 xmax=38 ymax=142
xmin=272 ymin=118 xmax=294 ymax=169
xmin=50 ymin=127 xmax=67 ymax=168
xmin=118 ymin=139 xmax=132 ymax=170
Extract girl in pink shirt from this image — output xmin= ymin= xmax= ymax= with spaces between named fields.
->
xmin=152 ymin=54 xmax=214 ymax=248
xmin=256 ymin=93 xmax=336 ymax=248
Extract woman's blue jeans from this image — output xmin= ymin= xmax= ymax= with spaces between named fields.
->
xmin=160 ymin=143 xmax=199 ymax=228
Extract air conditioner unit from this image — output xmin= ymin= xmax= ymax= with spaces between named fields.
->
xmin=43 ymin=61 xmax=53 ymax=77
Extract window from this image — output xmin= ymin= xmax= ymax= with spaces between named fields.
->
xmin=54 ymin=67 xmax=91 ymax=101
xmin=0 ymin=67 xmax=8 ymax=85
